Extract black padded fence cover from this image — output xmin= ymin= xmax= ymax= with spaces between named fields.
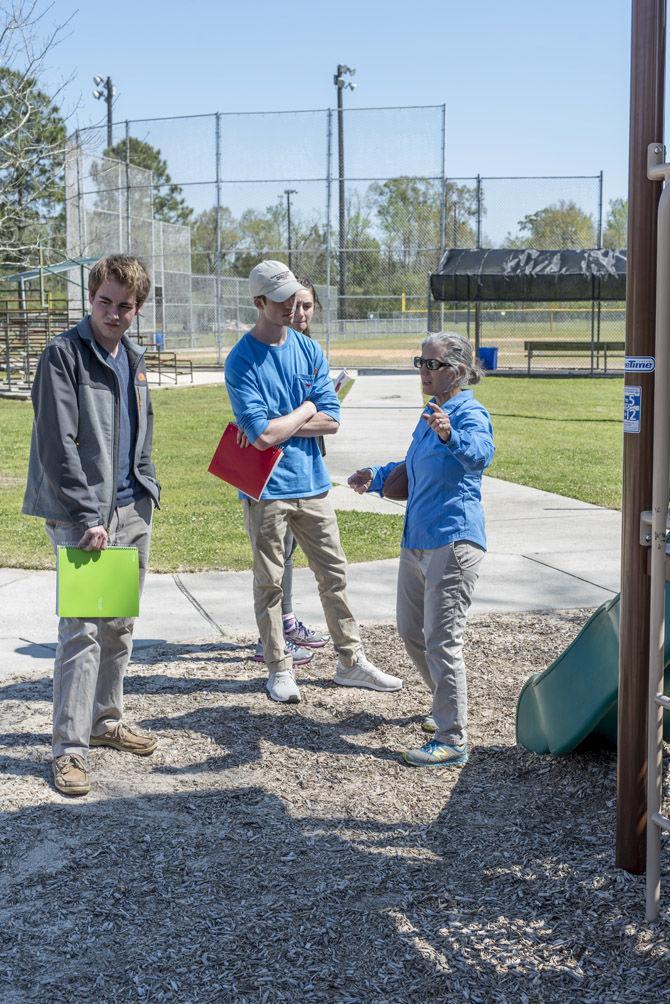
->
xmin=430 ymin=248 xmax=627 ymax=302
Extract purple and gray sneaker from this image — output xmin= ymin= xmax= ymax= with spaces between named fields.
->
xmin=284 ymin=618 xmax=330 ymax=649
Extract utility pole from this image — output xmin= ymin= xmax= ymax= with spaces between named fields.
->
xmin=284 ymin=189 xmax=297 ymax=271
xmin=617 ymin=0 xmax=666 ymax=874
xmin=333 ymin=64 xmax=356 ymax=319
xmin=93 ymin=75 xmax=115 ymax=151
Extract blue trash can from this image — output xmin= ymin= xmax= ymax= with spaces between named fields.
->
xmin=478 ymin=346 xmax=498 ymax=371
xmin=154 ymin=331 xmax=165 ymax=350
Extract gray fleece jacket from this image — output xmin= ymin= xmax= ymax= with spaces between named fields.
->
xmin=22 ymin=317 xmax=160 ymax=531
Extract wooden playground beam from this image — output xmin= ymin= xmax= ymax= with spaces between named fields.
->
xmin=617 ymin=0 xmax=666 ymax=874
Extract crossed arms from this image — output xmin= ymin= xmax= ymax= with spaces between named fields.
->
xmin=244 ymin=403 xmax=338 ymax=450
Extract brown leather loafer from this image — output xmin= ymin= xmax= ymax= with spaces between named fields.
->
xmin=90 ymin=723 xmax=157 ymax=756
xmin=53 ymin=754 xmax=90 ymax=796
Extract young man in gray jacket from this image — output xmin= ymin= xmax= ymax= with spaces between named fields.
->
xmin=23 ymin=255 xmax=161 ymax=796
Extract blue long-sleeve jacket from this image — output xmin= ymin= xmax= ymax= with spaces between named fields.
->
xmin=368 ymin=390 xmax=494 ymax=550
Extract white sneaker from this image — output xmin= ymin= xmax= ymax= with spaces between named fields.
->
xmin=266 ymin=670 xmax=301 ymax=703
xmin=254 ymin=638 xmax=313 ymax=667
xmin=333 ymin=651 xmax=403 ymax=692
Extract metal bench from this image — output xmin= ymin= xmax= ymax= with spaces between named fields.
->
xmin=524 ymin=340 xmax=626 ymax=374
xmin=143 ymin=350 xmax=194 ymax=385
xmin=1 ymin=317 xmax=62 ymax=391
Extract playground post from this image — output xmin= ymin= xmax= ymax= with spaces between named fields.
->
xmin=617 ymin=0 xmax=665 ymax=874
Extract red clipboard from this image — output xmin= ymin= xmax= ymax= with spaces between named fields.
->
xmin=208 ymin=423 xmax=283 ymax=501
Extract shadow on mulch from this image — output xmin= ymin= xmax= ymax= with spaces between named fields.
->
xmin=0 ymin=761 xmax=666 ymax=1004
xmin=1 ymin=614 xmax=669 ymax=1002
xmin=143 ymin=703 xmax=416 ymax=774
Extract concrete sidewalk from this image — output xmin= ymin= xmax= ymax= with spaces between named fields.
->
xmin=0 ymin=374 xmax=620 ymax=680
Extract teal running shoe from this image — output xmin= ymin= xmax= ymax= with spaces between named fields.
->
xmin=403 ymin=740 xmax=468 ymax=767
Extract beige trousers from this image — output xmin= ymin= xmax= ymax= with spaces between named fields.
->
xmin=396 ymin=541 xmax=484 ymax=746
xmin=243 ymin=494 xmax=362 ymax=674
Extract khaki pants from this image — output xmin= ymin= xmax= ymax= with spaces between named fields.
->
xmin=243 ymin=494 xmax=361 ymax=674
xmin=396 ymin=541 xmax=484 ymax=746
xmin=45 ymin=496 xmax=153 ymax=758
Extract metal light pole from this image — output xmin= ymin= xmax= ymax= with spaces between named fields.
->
xmin=333 ymin=64 xmax=356 ymax=320
xmin=284 ymin=188 xmax=297 ymax=271
xmin=93 ymin=75 xmax=116 ymax=151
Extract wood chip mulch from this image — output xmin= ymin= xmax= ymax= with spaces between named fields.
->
xmin=1 ymin=610 xmax=669 ymax=1003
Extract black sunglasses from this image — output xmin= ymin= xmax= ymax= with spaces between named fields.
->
xmin=413 ymin=356 xmax=450 ymax=371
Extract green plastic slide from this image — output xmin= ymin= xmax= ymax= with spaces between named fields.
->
xmin=516 ymin=587 xmax=670 ymax=754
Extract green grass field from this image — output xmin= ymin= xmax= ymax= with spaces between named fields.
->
xmin=475 ymin=378 xmax=623 ymax=509
xmin=0 ymin=378 xmax=623 ymax=570
xmin=0 ymin=388 xmax=404 ymax=572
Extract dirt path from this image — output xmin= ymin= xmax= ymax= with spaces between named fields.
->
xmin=1 ymin=613 xmax=668 ymax=1002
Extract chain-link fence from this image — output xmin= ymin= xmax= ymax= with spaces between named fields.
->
xmin=57 ymin=107 xmax=609 ymax=369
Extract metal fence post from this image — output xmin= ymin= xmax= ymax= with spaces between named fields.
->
xmin=336 ymin=88 xmax=346 ymax=321
xmin=150 ymin=153 xmax=158 ymax=342
xmin=474 ymin=174 xmax=482 ymax=357
xmin=476 ymin=173 xmax=482 ymax=248
xmin=439 ymin=104 xmax=447 ymax=330
xmin=125 ymin=121 xmax=131 ymax=254
xmin=4 ymin=310 xmax=11 ymax=393
xmin=215 ymin=112 xmax=222 ymax=347
xmin=235 ymin=277 xmax=241 ymax=341
xmin=325 ymin=108 xmax=333 ymax=361
xmin=597 ymin=169 xmax=604 ymax=248
xmin=426 ymin=276 xmax=435 ymax=332
xmin=75 ymin=130 xmax=84 ymax=258
xmin=116 ymin=139 xmax=123 ymax=251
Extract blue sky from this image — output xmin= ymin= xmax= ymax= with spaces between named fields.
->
xmin=42 ymin=0 xmax=635 ymax=234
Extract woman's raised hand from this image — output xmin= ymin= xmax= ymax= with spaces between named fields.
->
xmin=347 ymin=468 xmax=373 ymax=494
xmin=422 ymin=401 xmax=452 ymax=442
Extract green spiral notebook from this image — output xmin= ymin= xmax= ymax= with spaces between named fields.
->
xmin=57 ymin=546 xmax=140 ymax=617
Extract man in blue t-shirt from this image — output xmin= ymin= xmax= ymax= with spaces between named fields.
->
xmin=224 ymin=260 xmax=402 ymax=704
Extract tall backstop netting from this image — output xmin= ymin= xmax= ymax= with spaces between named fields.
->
xmin=65 ymin=143 xmax=194 ymax=338
xmin=59 ymin=108 xmax=608 ymax=368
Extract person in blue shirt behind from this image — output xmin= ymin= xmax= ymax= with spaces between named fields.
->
xmin=224 ymin=260 xmax=403 ymax=705
xmin=348 ymin=332 xmax=494 ymax=767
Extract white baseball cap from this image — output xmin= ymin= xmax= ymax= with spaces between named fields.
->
xmin=249 ymin=260 xmax=304 ymax=302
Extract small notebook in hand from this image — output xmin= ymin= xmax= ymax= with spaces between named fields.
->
xmin=208 ymin=422 xmax=283 ymax=501
xmin=333 ymin=368 xmax=355 ymax=401
xmin=57 ymin=546 xmax=140 ymax=618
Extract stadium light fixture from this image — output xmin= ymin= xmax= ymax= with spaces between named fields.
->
xmin=92 ymin=75 xmax=116 ymax=151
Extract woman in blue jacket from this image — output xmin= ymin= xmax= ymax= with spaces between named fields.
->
xmin=348 ymin=332 xmax=495 ymax=767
